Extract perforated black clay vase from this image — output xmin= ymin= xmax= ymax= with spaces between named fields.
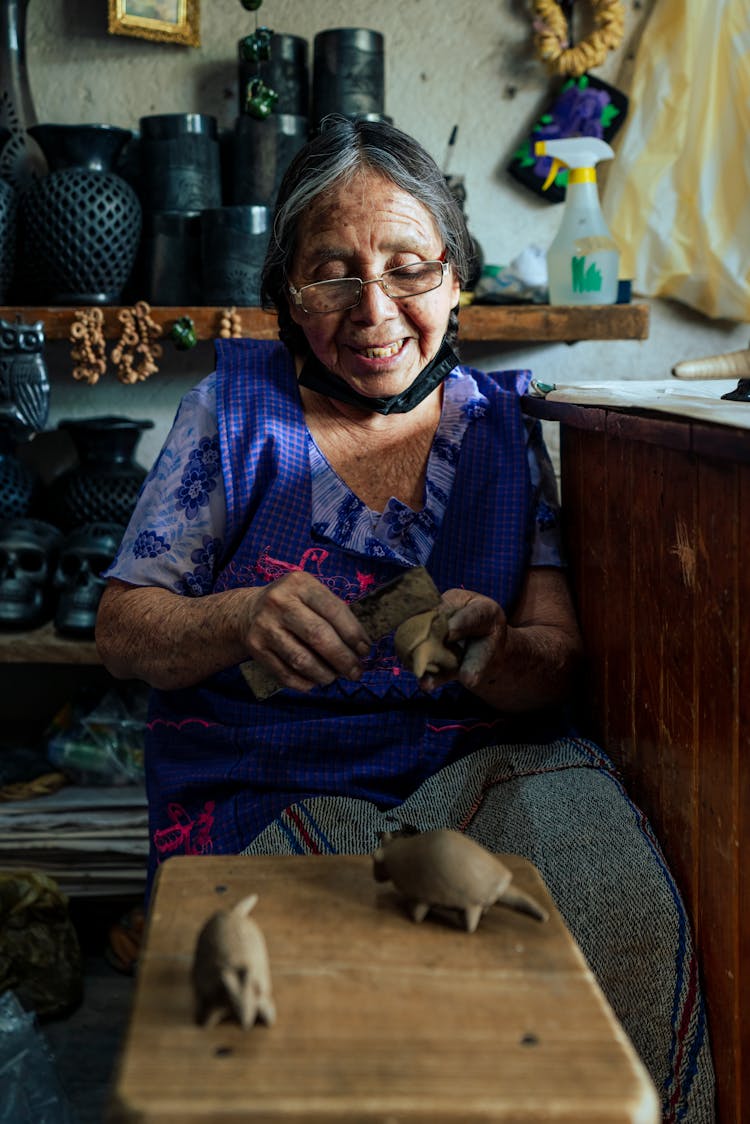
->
xmin=19 ymin=123 xmax=142 ymax=304
xmin=47 ymin=415 xmax=154 ymax=532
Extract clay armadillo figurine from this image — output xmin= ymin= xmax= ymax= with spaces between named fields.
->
xmin=373 ymin=828 xmax=549 ymax=933
xmin=394 ymin=608 xmax=461 ymax=678
xmin=191 ymin=893 xmax=276 ymax=1029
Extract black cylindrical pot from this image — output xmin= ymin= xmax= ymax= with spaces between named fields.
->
xmin=142 ymin=210 xmax=202 ymax=305
xmin=200 ymin=205 xmax=271 ymax=306
xmin=311 ymin=28 xmax=384 ymax=129
xmin=140 ymin=113 xmax=221 ymax=213
xmin=230 ymin=114 xmax=308 ymax=207
xmin=46 ymin=415 xmax=154 ymax=532
xmin=238 ymin=32 xmax=309 ymax=117
xmin=19 ymin=124 xmax=142 ymax=304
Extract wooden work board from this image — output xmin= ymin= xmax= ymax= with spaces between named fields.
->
xmin=107 ymin=853 xmax=658 ymax=1123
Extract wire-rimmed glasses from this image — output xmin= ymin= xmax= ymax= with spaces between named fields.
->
xmin=288 ymin=259 xmax=449 ymax=314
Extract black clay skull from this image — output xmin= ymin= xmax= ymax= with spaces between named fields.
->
xmin=0 ymin=517 xmax=63 ymax=630
xmin=53 ymin=522 xmax=124 ymax=638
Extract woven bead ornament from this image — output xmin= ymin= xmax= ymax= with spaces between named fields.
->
xmin=531 ymin=0 xmax=625 ymax=77
xmin=112 ymin=301 xmax=163 ymax=384
xmin=70 ymin=307 xmax=107 ymax=385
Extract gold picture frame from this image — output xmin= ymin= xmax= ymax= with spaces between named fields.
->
xmin=108 ymin=0 xmax=200 ymax=48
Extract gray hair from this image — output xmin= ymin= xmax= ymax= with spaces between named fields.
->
xmin=260 ymin=116 xmax=472 ymax=355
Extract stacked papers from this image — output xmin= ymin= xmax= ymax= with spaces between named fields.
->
xmin=534 ymin=378 xmax=749 ymax=428
xmin=0 ymin=785 xmax=148 ymax=898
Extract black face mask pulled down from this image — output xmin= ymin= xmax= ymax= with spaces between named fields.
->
xmin=297 ymin=340 xmax=459 ymax=416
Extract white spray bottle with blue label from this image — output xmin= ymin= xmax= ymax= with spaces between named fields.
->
xmin=534 ymin=137 xmax=620 ymax=305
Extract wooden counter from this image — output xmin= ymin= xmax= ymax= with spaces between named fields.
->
xmin=523 ymin=395 xmax=749 ymax=1124
xmin=108 ymin=854 xmax=658 ymax=1123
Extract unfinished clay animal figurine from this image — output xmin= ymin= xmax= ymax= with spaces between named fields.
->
xmin=191 ymin=893 xmax=276 ymax=1029
xmin=394 ymin=608 xmax=461 ymax=678
xmin=373 ymin=828 xmax=549 ymax=932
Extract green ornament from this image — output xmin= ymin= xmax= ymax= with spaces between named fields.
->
xmin=240 ymin=0 xmax=263 ymax=10
xmin=240 ymin=26 xmax=273 ymax=62
xmin=169 ymin=316 xmax=197 ymax=351
xmin=245 ymin=78 xmax=279 ymax=119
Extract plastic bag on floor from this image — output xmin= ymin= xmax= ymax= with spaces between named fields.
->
xmin=0 ymin=871 xmax=83 ymax=1019
xmin=0 ymin=990 xmax=78 ymax=1123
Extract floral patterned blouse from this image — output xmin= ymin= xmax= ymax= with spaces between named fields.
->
xmin=106 ymin=367 xmax=562 ymax=593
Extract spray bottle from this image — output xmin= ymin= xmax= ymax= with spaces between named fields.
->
xmin=534 ymin=138 xmax=620 ymax=305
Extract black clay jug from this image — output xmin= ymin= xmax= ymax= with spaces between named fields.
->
xmin=46 ymin=416 xmax=154 ymax=532
xmin=19 ymin=124 xmax=142 ymax=304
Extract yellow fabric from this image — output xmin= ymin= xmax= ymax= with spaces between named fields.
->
xmin=602 ymin=0 xmax=750 ymax=321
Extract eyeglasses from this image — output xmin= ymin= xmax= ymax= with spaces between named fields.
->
xmin=288 ymin=259 xmax=449 ymax=315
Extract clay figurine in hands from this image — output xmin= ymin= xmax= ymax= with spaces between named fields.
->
xmin=394 ymin=608 xmax=461 ymax=678
xmin=191 ymin=893 xmax=276 ymax=1029
xmin=373 ymin=828 xmax=549 ymax=933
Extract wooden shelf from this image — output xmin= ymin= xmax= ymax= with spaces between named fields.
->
xmin=0 ymin=621 xmax=100 ymax=664
xmin=3 ymin=302 xmax=650 ymax=343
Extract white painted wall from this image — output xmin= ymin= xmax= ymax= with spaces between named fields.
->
xmin=23 ymin=0 xmax=750 ymax=473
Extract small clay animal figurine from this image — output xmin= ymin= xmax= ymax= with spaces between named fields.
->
xmin=394 ymin=608 xmax=461 ymax=678
xmin=373 ymin=828 xmax=549 ymax=932
xmin=191 ymin=893 xmax=276 ymax=1029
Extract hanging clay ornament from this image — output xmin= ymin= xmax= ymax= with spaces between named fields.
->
xmin=394 ymin=607 xmax=461 ymax=678
xmin=192 ymin=893 xmax=276 ymax=1030
xmin=245 ymin=77 xmax=279 ymax=119
xmin=169 ymin=316 xmax=197 ymax=351
xmin=241 ymin=26 xmax=273 ymax=61
xmin=240 ymin=0 xmax=263 ymax=9
xmin=373 ymin=828 xmax=549 ymax=933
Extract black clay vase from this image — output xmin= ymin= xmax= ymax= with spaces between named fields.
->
xmin=200 ymin=205 xmax=271 ymax=305
xmin=140 ymin=113 xmax=221 ymax=214
xmin=311 ymin=29 xmax=385 ymax=130
xmin=0 ymin=126 xmax=17 ymax=300
xmin=19 ymin=124 xmax=142 ymax=304
xmin=0 ymin=0 xmax=45 ymax=187
xmin=0 ymin=432 xmax=35 ymax=517
xmin=46 ymin=415 xmax=154 ymax=533
xmin=142 ymin=210 xmax=202 ymax=306
xmin=230 ymin=113 xmax=308 ymax=207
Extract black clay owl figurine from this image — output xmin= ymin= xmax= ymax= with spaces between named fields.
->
xmin=0 ymin=316 xmax=49 ymax=441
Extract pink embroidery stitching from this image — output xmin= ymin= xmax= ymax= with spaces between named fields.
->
xmin=153 ymin=801 xmax=215 ymax=857
xmin=146 ymin=717 xmax=219 ymax=731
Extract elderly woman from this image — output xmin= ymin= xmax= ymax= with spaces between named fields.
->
xmin=96 ymin=119 xmax=713 ymax=1119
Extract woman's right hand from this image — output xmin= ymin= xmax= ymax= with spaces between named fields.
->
xmin=242 ymin=571 xmax=372 ymax=693
xmin=96 ymin=575 xmax=371 ymax=693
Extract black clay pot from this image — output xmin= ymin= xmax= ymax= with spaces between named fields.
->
xmin=142 ymin=210 xmax=202 ymax=305
xmin=200 ymin=205 xmax=271 ymax=306
xmin=311 ymin=28 xmax=385 ymax=130
xmin=140 ymin=113 xmax=221 ymax=214
xmin=238 ymin=32 xmax=309 ymax=118
xmin=230 ymin=113 xmax=308 ymax=207
xmin=0 ymin=445 xmax=35 ymax=517
xmin=0 ymin=0 xmax=46 ymax=188
xmin=0 ymin=127 xmax=17 ymax=301
xmin=46 ymin=416 xmax=154 ymax=532
xmin=19 ymin=124 xmax=142 ymax=304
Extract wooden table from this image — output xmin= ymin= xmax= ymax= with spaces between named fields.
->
xmin=107 ymin=854 xmax=658 ymax=1123
xmin=524 ymin=394 xmax=749 ymax=1124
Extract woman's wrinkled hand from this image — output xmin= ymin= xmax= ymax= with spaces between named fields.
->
xmin=242 ymin=571 xmax=372 ymax=692
xmin=418 ymin=588 xmax=508 ymax=693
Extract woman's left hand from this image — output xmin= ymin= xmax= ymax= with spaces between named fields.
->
xmin=418 ymin=569 xmax=583 ymax=711
xmin=419 ymin=588 xmax=508 ymax=693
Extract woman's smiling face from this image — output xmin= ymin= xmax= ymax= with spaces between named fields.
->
xmin=287 ymin=168 xmax=460 ymax=403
